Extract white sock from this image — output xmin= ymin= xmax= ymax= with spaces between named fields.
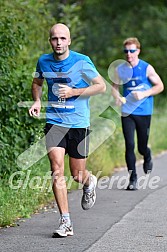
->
xmin=84 ymin=175 xmax=95 ymax=192
xmin=61 ymin=213 xmax=71 ymax=224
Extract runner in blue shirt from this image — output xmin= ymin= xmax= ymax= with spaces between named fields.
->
xmin=112 ymin=37 xmax=164 ymax=190
xmin=29 ymin=23 xmax=106 ymax=237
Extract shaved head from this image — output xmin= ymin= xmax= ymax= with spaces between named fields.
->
xmin=49 ymin=23 xmax=71 ymax=60
xmin=50 ymin=23 xmax=71 ymax=39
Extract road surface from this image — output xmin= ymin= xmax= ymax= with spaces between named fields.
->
xmin=1 ymin=152 xmax=167 ymax=252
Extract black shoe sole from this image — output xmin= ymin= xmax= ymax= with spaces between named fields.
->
xmin=126 ymin=181 xmax=137 ymax=190
xmin=126 ymin=186 xmax=138 ymax=191
xmin=143 ymin=160 xmax=153 ymax=174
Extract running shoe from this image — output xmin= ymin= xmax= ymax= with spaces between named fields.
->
xmin=52 ymin=218 xmax=73 ymax=237
xmin=81 ymin=174 xmax=97 ymax=210
xmin=143 ymin=159 xmax=153 ymax=174
xmin=126 ymin=180 xmax=138 ymax=190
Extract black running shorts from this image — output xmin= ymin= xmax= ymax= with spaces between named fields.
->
xmin=44 ymin=123 xmax=90 ymax=159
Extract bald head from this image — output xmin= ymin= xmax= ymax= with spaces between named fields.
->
xmin=49 ymin=23 xmax=71 ymax=60
xmin=50 ymin=23 xmax=71 ymax=39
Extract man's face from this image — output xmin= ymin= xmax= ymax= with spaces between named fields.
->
xmin=49 ymin=26 xmax=71 ymax=58
xmin=123 ymin=43 xmax=140 ymax=64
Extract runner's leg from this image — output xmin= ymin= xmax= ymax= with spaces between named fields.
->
xmin=69 ymin=158 xmax=90 ymax=185
xmin=121 ymin=115 xmax=137 ymax=182
xmin=70 ymin=157 xmax=97 ymax=210
xmin=48 ymin=146 xmax=69 ymax=214
xmin=136 ymin=115 xmax=152 ymax=161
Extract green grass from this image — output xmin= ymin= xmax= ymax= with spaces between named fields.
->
xmin=1 ymin=103 xmax=167 ymax=227
xmin=0 ymin=182 xmax=53 ymax=227
xmin=150 ymin=108 xmax=167 ymax=153
xmin=0 ymin=157 xmax=52 ymax=227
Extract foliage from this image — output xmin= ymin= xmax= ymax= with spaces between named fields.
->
xmin=81 ymin=0 xmax=167 ymax=96
xmin=48 ymin=1 xmax=85 ymax=52
xmin=0 ymin=0 xmax=54 ymax=179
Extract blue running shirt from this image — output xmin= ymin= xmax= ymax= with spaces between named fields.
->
xmin=117 ymin=59 xmax=153 ymax=115
xmin=35 ymin=50 xmax=99 ymax=127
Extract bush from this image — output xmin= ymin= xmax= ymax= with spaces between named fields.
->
xmin=0 ymin=0 xmax=54 ymax=180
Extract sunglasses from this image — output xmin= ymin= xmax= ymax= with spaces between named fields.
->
xmin=123 ymin=49 xmax=138 ymax=53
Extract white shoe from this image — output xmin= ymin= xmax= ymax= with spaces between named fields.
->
xmin=53 ymin=218 xmax=74 ymax=237
xmin=81 ymin=175 xmax=97 ymax=210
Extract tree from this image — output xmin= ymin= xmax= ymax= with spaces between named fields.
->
xmin=80 ymin=0 xmax=167 ymax=95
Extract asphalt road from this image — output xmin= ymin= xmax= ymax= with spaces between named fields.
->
xmin=1 ymin=152 xmax=167 ymax=252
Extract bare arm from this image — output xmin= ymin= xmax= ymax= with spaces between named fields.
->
xmin=58 ymin=74 xmax=106 ymax=98
xmin=29 ymin=78 xmax=44 ymax=117
xmin=111 ymin=68 xmax=126 ymax=106
xmin=132 ymin=65 xmax=164 ymax=100
xmin=112 ymin=83 xmax=120 ymax=99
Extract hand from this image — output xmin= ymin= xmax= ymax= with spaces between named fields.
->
xmin=119 ymin=96 xmax=126 ymax=104
xmin=29 ymin=100 xmax=41 ymax=117
xmin=132 ymin=91 xmax=145 ymax=100
xmin=115 ymin=96 xmax=126 ymax=106
xmin=58 ymin=84 xmax=73 ymax=98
